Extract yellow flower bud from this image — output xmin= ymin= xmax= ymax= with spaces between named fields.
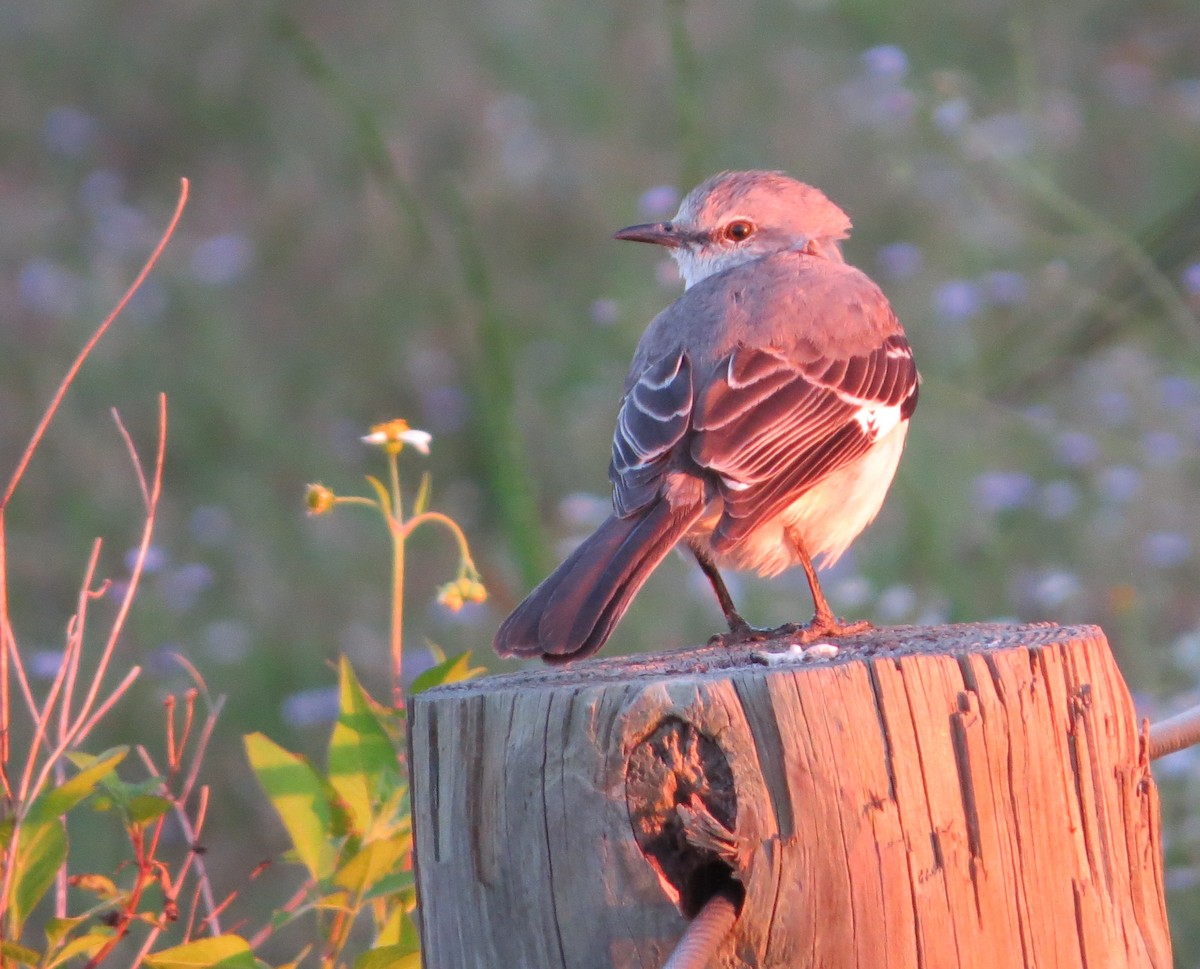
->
xmin=436 ymin=581 xmax=464 ymax=613
xmin=306 ymin=483 xmax=336 ymax=516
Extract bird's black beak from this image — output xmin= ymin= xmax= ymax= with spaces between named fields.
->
xmin=613 ymin=221 xmax=688 ymax=248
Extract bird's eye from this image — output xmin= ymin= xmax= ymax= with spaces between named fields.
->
xmin=723 ymin=220 xmax=755 ymax=242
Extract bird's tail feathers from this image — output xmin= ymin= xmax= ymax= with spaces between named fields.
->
xmin=493 ymin=498 xmax=701 ymax=662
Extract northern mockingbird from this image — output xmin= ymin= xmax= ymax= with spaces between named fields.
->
xmin=494 ymin=170 xmax=919 ymax=662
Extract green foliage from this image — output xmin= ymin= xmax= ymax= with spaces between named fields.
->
xmin=245 ymin=655 xmax=475 ymax=969
xmin=144 ymin=937 xmax=260 ymax=969
xmin=4 ymin=748 xmax=129 ymax=938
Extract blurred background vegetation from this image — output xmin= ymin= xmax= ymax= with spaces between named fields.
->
xmin=4 ymin=0 xmax=1200 ymax=960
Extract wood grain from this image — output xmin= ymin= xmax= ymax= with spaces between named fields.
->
xmin=409 ymin=623 xmax=1170 ymax=968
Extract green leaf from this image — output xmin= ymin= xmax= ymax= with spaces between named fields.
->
xmin=244 ymin=733 xmax=338 ymax=880
xmin=361 ymin=868 xmax=415 ymax=903
xmin=69 ymin=873 xmax=119 ymax=899
xmin=352 ymin=944 xmax=421 ymax=969
xmin=409 ymin=650 xmax=484 ymax=694
xmin=364 ymin=475 xmax=391 ymax=515
xmin=125 ymin=794 xmax=172 ymax=825
xmin=32 ymin=747 xmax=128 ymax=822
xmin=8 ymin=817 xmax=66 ymax=936
xmin=411 ymin=471 xmax=432 ymax=517
xmin=0 ymin=941 xmax=40 ymax=967
xmin=45 ymin=932 xmax=112 ymax=969
xmin=46 ymin=913 xmax=90 ymax=947
xmin=328 ymin=658 xmax=400 ymax=835
xmin=96 ymin=774 xmax=163 ymax=811
xmin=144 ymin=935 xmax=259 ymax=969
xmin=333 ymin=835 xmax=409 ymax=899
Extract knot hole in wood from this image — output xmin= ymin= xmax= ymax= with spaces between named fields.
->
xmin=625 ymin=716 xmax=744 ymax=918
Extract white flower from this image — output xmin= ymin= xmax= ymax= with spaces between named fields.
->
xmin=361 ymin=419 xmax=432 ymax=455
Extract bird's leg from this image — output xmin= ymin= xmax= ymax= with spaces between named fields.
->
xmin=787 ymin=532 xmax=872 ymax=641
xmin=688 ymin=542 xmax=769 ymax=644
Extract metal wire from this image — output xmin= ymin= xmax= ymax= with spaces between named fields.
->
xmin=1148 ymin=702 xmax=1200 ymax=760
xmin=662 ymin=891 xmax=739 ymax=969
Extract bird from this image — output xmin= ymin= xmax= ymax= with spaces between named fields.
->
xmin=493 ymin=170 xmax=919 ymax=663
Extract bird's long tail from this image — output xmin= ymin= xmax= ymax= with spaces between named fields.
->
xmin=493 ymin=496 xmax=703 ymax=662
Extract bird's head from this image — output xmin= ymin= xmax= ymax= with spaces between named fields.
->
xmin=615 ymin=170 xmax=852 ymax=289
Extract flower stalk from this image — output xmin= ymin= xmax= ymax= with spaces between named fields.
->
xmin=306 ymin=419 xmax=486 ymax=711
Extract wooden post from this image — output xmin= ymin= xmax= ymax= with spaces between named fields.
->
xmin=409 ymin=623 xmax=1171 ymax=968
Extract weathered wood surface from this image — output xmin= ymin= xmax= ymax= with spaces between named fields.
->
xmin=409 ymin=623 xmax=1170 ymax=968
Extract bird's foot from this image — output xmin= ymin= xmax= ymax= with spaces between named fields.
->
xmin=763 ymin=614 xmax=873 ymax=644
xmin=709 ymin=610 xmax=872 ymax=649
xmin=707 ymin=614 xmax=774 ymax=647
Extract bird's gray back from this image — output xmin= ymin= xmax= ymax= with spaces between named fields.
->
xmin=625 ymin=250 xmax=898 ymax=391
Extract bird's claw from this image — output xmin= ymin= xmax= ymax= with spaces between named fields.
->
xmin=709 ymin=615 xmax=873 ymax=649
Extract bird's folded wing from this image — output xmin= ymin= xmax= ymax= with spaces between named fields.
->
xmin=609 ymin=350 xmax=693 ymax=516
xmin=692 ymin=335 xmax=918 ymax=550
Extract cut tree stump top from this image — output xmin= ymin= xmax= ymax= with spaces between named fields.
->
xmin=410 ymin=622 xmax=1170 ymax=969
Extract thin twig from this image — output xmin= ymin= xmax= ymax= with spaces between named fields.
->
xmin=0 ymin=181 xmax=188 ymax=511
xmin=58 ymin=539 xmax=105 ymax=746
xmin=71 ymin=393 xmax=166 ymax=738
xmin=247 ymin=879 xmax=312 ymax=950
xmin=135 ymin=745 xmax=222 ymax=936
xmin=111 ymin=408 xmax=152 ymax=512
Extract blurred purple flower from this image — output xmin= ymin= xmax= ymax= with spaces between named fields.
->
xmin=876 ymin=583 xmax=916 ymax=621
xmin=1039 ymin=480 xmax=1079 ymax=521
xmin=432 ymin=599 xmax=489 ymax=626
xmin=30 ymin=650 xmax=66 ymax=680
xmin=933 ymin=279 xmax=982 ymax=324
xmin=1143 ymin=430 xmax=1181 ymax=468
xmin=1054 ymin=431 xmax=1099 ymax=469
xmin=1027 ymin=569 xmax=1082 ymax=610
xmin=93 ymin=203 xmax=153 ymax=255
xmin=933 ymin=97 xmax=970 ymax=135
xmin=831 ymin=574 xmax=873 ymax=611
xmin=125 ymin=277 xmax=168 ymax=327
xmin=1172 ymin=80 xmax=1200 ymax=124
xmin=80 ymin=169 xmax=124 ymax=214
xmin=1159 ymin=374 xmax=1200 ymax=409
xmin=1094 ymin=389 xmax=1132 ymax=427
xmin=1022 ymin=404 xmax=1056 ymax=428
xmin=191 ymin=505 xmax=234 ymax=546
xmin=1100 ymin=60 xmax=1155 ymax=108
xmin=282 ymin=686 xmax=340 ymax=728
xmin=420 ymin=384 xmax=469 ymax=433
xmin=973 ymin=471 xmax=1036 ymax=514
xmin=1096 ymin=464 xmax=1141 ymax=504
xmin=203 ymin=619 xmax=251 ymax=665
xmin=559 ymin=491 xmax=610 ymax=529
xmin=19 ymin=259 xmax=83 ymax=318
xmin=1142 ymin=531 xmax=1192 ymax=569
xmin=876 ymin=241 xmax=923 ymax=281
xmin=861 ymin=44 xmax=908 ymax=81
xmin=161 ymin=563 xmax=214 ymax=613
xmin=1182 ymin=263 xmax=1200 ymax=297
xmin=964 ymin=113 xmax=1033 ymax=161
xmin=589 ymin=298 xmax=619 ymax=326
xmin=638 ymin=185 xmax=679 ymax=218
xmin=126 ymin=545 xmax=167 ymax=574
xmin=43 ymin=106 xmax=98 ymax=159
xmin=191 ymin=232 xmax=254 ymax=286
xmin=1172 ymin=630 xmax=1200 ymax=674
xmin=984 ymin=270 xmax=1029 ymax=307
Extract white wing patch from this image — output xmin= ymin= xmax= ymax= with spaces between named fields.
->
xmin=852 ymin=402 xmax=902 ymax=441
